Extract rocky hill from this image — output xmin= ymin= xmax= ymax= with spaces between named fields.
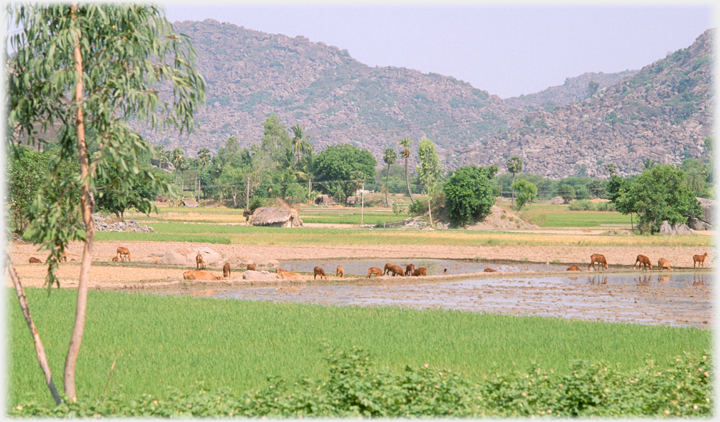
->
xmin=136 ymin=18 xmax=522 ymax=168
xmin=453 ymin=29 xmax=714 ymax=179
xmin=135 ymin=20 xmax=712 ymax=179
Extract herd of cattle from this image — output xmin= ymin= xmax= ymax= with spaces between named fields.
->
xmin=26 ymin=247 xmax=710 ymax=281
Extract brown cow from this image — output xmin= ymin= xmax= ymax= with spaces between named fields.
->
xmin=405 ymin=264 xmax=415 ymax=276
xmin=196 ymin=253 xmax=206 ymax=270
xmin=633 ymin=254 xmax=652 ymax=271
xmin=411 ymin=267 xmax=427 ymax=276
xmin=60 ymin=252 xmax=68 ymax=262
xmin=183 ymin=270 xmax=222 ymax=281
xmin=566 ymin=265 xmax=580 ymax=271
xmin=384 ymin=263 xmax=404 ymax=277
xmin=336 ymin=266 xmax=345 ymax=278
xmin=314 ymin=266 xmax=328 ymax=279
xmin=247 ymin=263 xmax=257 ymax=271
xmin=483 ymin=267 xmax=497 ymax=273
xmin=657 ymin=258 xmax=672 ymax=271
xmin=693 ymin=252 xmax=709 ymax=269
xmin=111 ymin=256 xmax=119 ymax=263
xmin=117 ymin=247 xmax=131 ymax=262
xmin=28 ymin=257 xmax=42 ymax=264
xmin=223 ymin=262 xmax=231 ymax=278
xmin=367 ymin=267 xmax=383 ymax=278
xmin=588 ymin=254 xmax=608 ymax=271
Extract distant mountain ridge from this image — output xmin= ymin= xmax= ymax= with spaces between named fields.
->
xmin=454 ymin=28 xmax=713 ymax=179
xmin=134 ymin=19 xmax=713 ymax=179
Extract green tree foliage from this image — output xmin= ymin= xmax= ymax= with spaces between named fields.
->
xmin=8 ymin=3 xmax=205 ymax=401
xmin=586 ymin=180 xmax=606 ymax=198
xmin=382 ymin=147 xmax=397 ymax=206
xmin=680 ymin=157 xmax=708 ymax=197
xmin=260 ymin=115 xmax=294 ymax=169
xmin=558 ymin=184 xmax=575 ymax=204
xmin=608 ymin=166 xmax=702 ymax=234
xmin=313 ymin=144 xmax=376 ymax=202
xmin=8 ymin=146 xmax=51 ymax=234
xmin=417 ymin=138 xmax=442 ymax=193
xmin=605 ymin=163 xmax=618 ymax=177
xmin=444 ymin=165 xmax=498 ymax=227
xmin=511 ymin=179 xmax=537 ymax=211
xmin=574 ymin=185 xmax=590 ymax=200
xmin=95 ymin=165 xmax=161 ymax=219
xmin=506 ymin=156 xmax=523 ymax=205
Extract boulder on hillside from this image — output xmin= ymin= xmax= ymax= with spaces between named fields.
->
xmin=658 ymin=220 xmax=693 ymax=236
xmin=696 ymin=197 xmax=715 ymax=225
xmin=688 ymin=217 xmax=712 ymax=231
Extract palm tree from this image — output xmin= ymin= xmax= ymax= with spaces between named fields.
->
xmin=382 ymin=147 xmax=397 ymax=206
xmin=291 ymin=124 xmax=312 ymax=164
xmin=643 ymin=158 xmax=656 ymax=171
xmin=171 ymin=148 xmax=184 ymax=186
xmin=196 ymin=148 xmax=211 ymax=201
xmin=398 ymin=138 xmax=414 ymax=203
xmin=155 ymin=145 xmax=166 ymax=169
xmin=506 ymin=156 xmax=523 ymax=206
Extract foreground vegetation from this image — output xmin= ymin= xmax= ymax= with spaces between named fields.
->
xmin=10 ymin=289 xmax=711 ymax=414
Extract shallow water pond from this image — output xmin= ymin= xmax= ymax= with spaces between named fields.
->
xmin=195 ymin=272 xmax=713 ymax=328
xmin=278 ymin=258 xmax=568 ymax=276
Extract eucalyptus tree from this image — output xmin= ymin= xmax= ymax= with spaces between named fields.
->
xmin=417 ymin=138 xmax=441 ymax=193
xmin=7 ymin=3 xmax=205 ymax=401
xmin=398 ymin=138 xmax=414 ymax=203
xmin=382 ymin=147 xmax=397 ymax=206
xmin=506 ymin=156 xmax=523 ymax=206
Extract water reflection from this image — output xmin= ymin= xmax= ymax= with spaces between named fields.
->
xmin=634 ymin=274 xmax=652 ymax=286
xmin=693 ymin=274 xmax=706 ymax=287
xmin=588 ymin=275 xmax=609 ymax=285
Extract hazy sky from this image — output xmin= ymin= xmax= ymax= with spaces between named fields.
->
xmin=164 ymin=3 xmax=714 ymax=99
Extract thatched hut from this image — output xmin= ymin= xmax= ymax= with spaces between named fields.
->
xmin=182 ymin=198 xmax=198 ymax=207
xmin=314 ymin=194 xmax=337 ymax=206
xmin=249 ymin=207 xmax=303 ymax=227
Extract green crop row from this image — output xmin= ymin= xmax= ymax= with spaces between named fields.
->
xmin=9 ymin=289 xmax=710 ymax=411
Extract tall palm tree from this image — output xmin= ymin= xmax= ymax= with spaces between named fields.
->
xmin=382 ymin=147 xmax=397 ymax=206
xmin=398 ymin=138 xmax=414 ymax=203
xmin=291 ymin=124 xmax=312 ymax=164
xmin=171 ymin=148 xmax=184 ymax=186
xmin=506 ymin=156 xmax=523 ymax=206
xmin=196 ymin=148 xmax=211 ymax=201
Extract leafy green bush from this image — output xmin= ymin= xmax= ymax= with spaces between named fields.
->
xmin=11 ymin=347 xmax=712 ymax=418
xmin=249 ymin=197 xmax=268 ymax=212
xmin=444 ymin=165 xmax=497 ymax=227
xmin=569 ymin=200 xmax=617 ymax=212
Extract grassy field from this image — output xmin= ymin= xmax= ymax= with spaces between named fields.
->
xmin=9 ymin=289 xmax=711 ymax=408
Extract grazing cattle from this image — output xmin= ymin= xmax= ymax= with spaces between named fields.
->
xmin=411 ymin=267 xmax=427 ymax=276
xmin=336 ymin=266 xmax=345 ymax=278
xmin=693 ymin=252 xmax=709 ymax=269
xmin=196 ymin=253 xmax=206 ymax=270
xmin=247 ymin=263 xmax=256 ymax=271
xmin=633 ymin=254 xmax=652 ymax=271
xmin=566 ymin=265 xmax=580 ymax=271
xmin=405 ymin=264 xmax=415 ymax=276
xmin=314 ymin=266 xmax=328 ymax=279
xmin=183 ymin=270 xmax=222 ymax=281
xmin=367 ymin=267 xmax=383 ymax=278
xmin=657 ymin=258 xmax=672 ymax=271
xmin=116 ymin=247 xmax=131 ymax=262
xmin=223 ymin=262 xmax=231 ymax=278
xmin=60 ymin=252 xmax=68 ymax=262
xmin=483 ymin=267 xmax=497 ymax=273
xmin=383 ymin=263 xmax=404 ymax=277
xmin=28 ymin=257 xmax=42 ymax=264
xmin=588 ymin=254 xmax=608 ymax=271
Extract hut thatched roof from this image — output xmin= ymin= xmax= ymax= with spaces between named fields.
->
xmin=182 ymin=198 xmax=198 ymax=207
xmin=314 ymin=194 xmax=337 ymax=206
xmin=249 ymin=207 xmax=303 ymax=227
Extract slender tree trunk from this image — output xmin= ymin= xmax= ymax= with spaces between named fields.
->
xmin=385 ymin=163 xmax=391 ymax=206
xmin=7 ymin=255 xmax=63 ymax=405
xmin=405 ymin=157 xmax=414 ymax=203
xmin=511 ymin=173 xmax=516 ymax=206
xmin=428 ymin=195 xmax=433 ymax=226
xmin=181 ymin=170 xmax=184 ymax=193
xmin=66 ymin=6 xmax=93 ymax=400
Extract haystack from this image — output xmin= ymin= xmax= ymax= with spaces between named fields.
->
xmin=182 ymin=198 xmax=198 ymax=207
xmin=249 ymin=207 xmax=303 ymax=227
xmin=314 ymin=194 xmax=336 ymax=206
